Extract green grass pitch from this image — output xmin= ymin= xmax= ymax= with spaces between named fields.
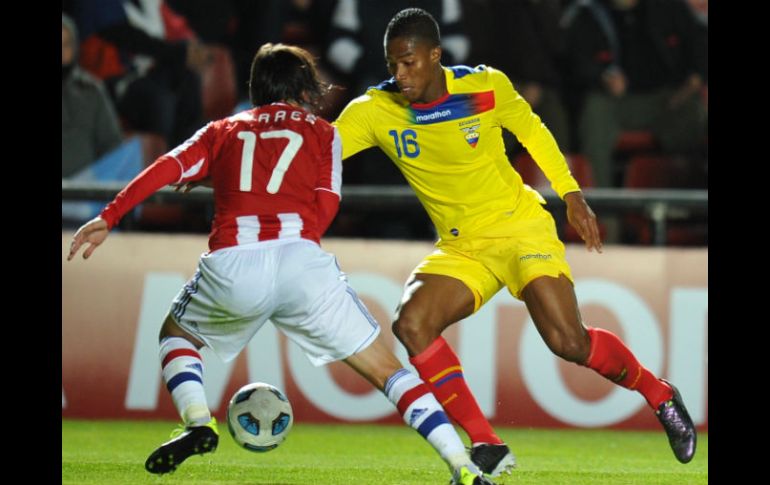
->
xmin=62 ymin=419 xmax=707 ymax=484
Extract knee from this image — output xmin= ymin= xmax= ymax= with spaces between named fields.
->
xmin=392 ymin=310 xmax=439 ymax=354
xmin=543 ymin=328 xmax=591 ymax=363
xmin=391 ymin=312 xmax=421 ymax=347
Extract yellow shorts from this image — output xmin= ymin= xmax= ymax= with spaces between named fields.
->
xmin=413 ymin=193 xmax=573 ymax=311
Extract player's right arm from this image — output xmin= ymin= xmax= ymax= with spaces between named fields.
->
xmin=68 ymin=123 xmax=216 ymax=260
xmin=68 ymin=216 xmax=109 ymax=261
xmin=332 ymin=95 xmax=378 ymax=160
xmin=66 ymin=156 xmax=183 ymax=261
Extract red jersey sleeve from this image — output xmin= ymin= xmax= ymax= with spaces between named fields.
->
xmin=167 ymin=122 xmax=215 ymax=184
xmin=99 ymin=123 xmax=216 ymax=229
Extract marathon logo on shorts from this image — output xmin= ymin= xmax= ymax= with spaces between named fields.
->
xmin=520 ymin=253 xmax=552 ymax=261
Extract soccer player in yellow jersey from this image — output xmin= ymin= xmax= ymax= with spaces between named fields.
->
xmin=333 ymin=8 xmax=697 ymax=475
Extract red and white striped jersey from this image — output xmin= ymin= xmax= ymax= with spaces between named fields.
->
xmin=100 ymin=102 xmax=342 ymax=251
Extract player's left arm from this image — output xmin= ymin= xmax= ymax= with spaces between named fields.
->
xmin=492 ymin=68 xmax=602 ymax=252
xmin=564 ymin=191 xmax=603 ymax=253
xmin=491 ymin=68 xmax=580 ymax=199
xmin=315 ymin=126 xmax=343 ymax=235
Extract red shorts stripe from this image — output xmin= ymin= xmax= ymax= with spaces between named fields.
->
xmin=162 ymin=348 xmax=201 ymax=369
xmin=396 ymin=383 xmax=430 ymax=416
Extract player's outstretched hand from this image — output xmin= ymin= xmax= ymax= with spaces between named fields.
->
xmin=564 ymin=191 xmax=603 ymax=253
xmin=68 ymin=217 xmax=109 ymax=261
xmin=173 ymin=177 xmax=213 ymax=193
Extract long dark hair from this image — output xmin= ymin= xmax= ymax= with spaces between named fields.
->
xmin=248 ymin=43 xmax=330 ymax=109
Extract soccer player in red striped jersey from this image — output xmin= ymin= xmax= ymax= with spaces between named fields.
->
xmin=67 ymin=43 xmax=495 ymax=485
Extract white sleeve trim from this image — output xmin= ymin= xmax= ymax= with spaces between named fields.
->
xmin=330 ymin=127 xmax=343 ymax=196
xmin=180 ymin=158 xmax=206 ymax=182
xmin=171 ymin=155 xmax=185 ymax=184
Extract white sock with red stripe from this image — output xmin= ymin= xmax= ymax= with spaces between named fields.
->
xmin=384 ymin=369 xmax=472 ymax=471
xmin=160 ymin=337 xmax=211 ymax=427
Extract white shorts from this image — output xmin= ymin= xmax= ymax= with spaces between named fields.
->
xmin=169 ymin=239 xmax=380 ymax=366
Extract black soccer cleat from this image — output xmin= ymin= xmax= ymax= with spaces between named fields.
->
xmin=145 ymin=420 xmax=219 ymax=474
xmin=470 ymin=443 xmax=516 ymax=477
xmin=656 ymin=380 xmax=697 ymax=463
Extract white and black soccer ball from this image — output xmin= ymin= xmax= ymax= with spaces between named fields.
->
xmin=226 ymin=382 xmax=293 ymax=452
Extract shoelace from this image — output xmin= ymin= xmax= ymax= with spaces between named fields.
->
xmin=169 ymin=417 xmax=219 ymax=439
xmin=169 ymin=424 xmax=187 ymax=439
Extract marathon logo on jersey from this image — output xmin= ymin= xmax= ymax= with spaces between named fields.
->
xmin=415 ymin=109 xmax=453 ymax=123
xmin=409 ymin=91 xmax=495 ymax=125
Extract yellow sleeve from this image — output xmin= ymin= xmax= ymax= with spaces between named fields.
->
xmin=490 ymin=68 xmax=581 ymax=199
xmin=332 ymin=94 xmax=378 ymax=160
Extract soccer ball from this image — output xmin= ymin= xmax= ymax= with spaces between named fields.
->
xmin=226 ymin=382 xmax=293 ymax=452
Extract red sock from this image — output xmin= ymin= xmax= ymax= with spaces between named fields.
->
xmin=584 ymin=327 xmax=673 ymax=409
xmin=409 ymin=336 xmax=502 ymax=445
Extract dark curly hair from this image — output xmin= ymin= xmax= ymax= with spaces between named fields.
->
xmin=248 ymin=43 xmax=330 ymax=109
xmin=384 ymin=8 xmax=441 ymax=47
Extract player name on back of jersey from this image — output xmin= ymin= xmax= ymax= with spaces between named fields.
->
xmin=232 ymin=106 xmax=318 ymax=126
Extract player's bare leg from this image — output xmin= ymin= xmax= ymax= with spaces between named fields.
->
xmin=392 ymin=274 xmax=515 ymax=477
xmin=521 ymin=274 xmax=696 ymax=463
xmin=393 ymin=274 xmax=474 ymax=353
xmin=520 ymin=274 xmax=590 ymax=363
xmin=344 ymin=334 xmax=496 ymax=485
xmin=145 ymin=314 xmax=218 ymax=474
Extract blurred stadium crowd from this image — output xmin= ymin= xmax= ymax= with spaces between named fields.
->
xmin=62 ymin=0 xmax=707 ymax=244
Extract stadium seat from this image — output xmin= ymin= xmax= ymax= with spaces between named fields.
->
xmin=622 ymin=155 xmax=706 ymax=246
xmin=608 ymin=130 xmax=660 ymax=186
xmin=614 ymin=130 xmax=658 ymax=153
xmin=201 ymin=46 xmax=238 ymax=121
xmin=139 ymin=133 xmax=168 ymax=166
xmin=513 ymin=153 xmax=594 ymax=189
xmin=512 ymin=152 xmax=548 ymax=189
xmin=566 ymin=153 xmax=595 ymax=188
xmin=623 ymin=155 xmax=676 ymax=188
xmin=135 ymin=134 xmax=186 ymax=228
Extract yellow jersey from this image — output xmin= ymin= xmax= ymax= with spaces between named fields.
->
xmin=333 ymin=65 xmax=580 ymax=241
